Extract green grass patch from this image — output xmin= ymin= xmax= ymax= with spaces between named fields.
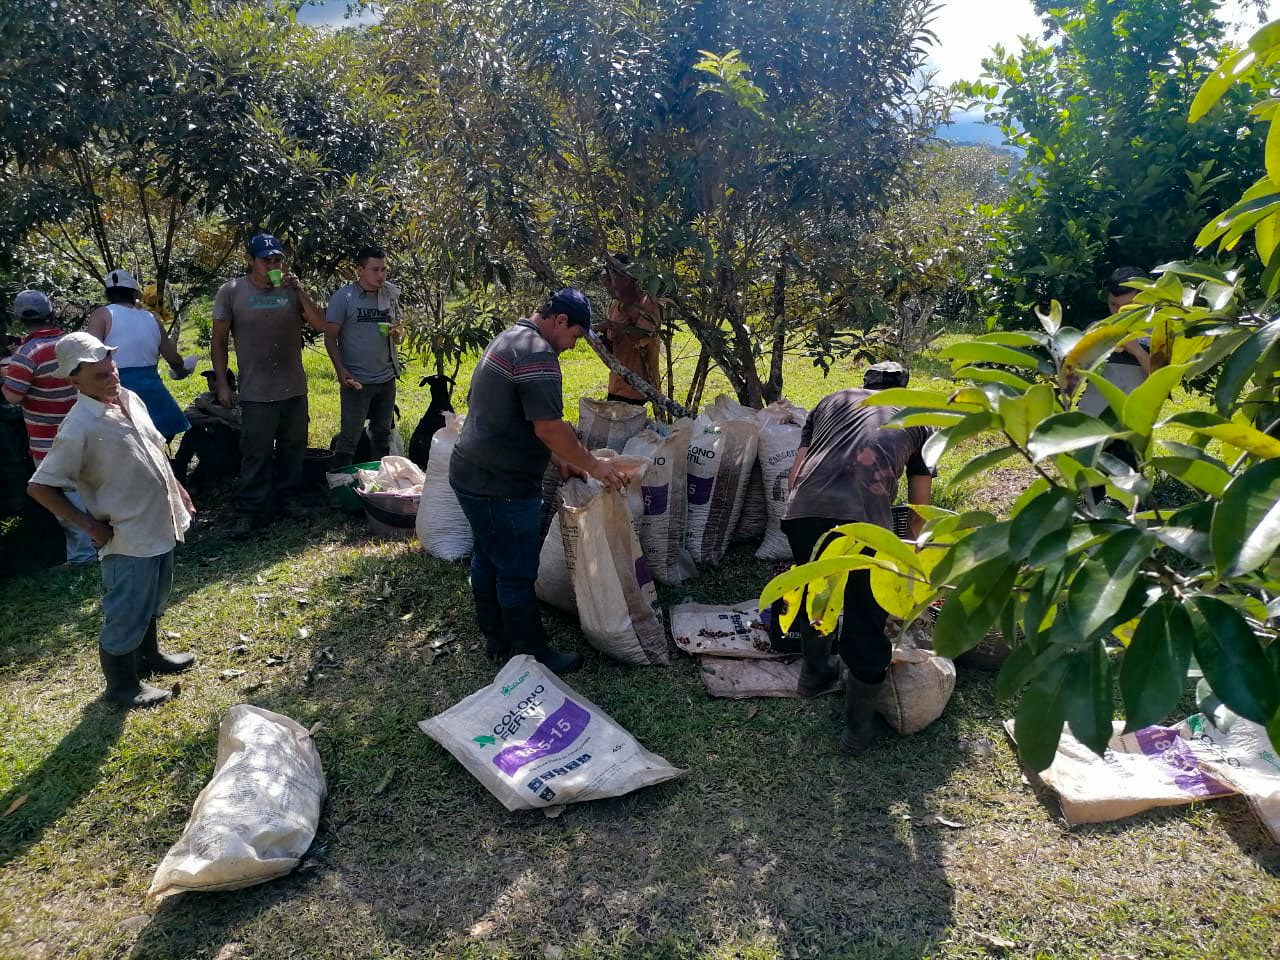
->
xmin=1 ymin=334 xmax=1276 ymax=959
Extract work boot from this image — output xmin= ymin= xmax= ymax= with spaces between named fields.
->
xmin=503 ymin=603 xmax=584 ymax=676
xmin=100 ymin=647 xmax=172 ymax=709
xmin=474 ymin=589 xmax=509 ymax=660
xmin=797 ymin=629 xmax=840 ymax=697
xmin=136 ymin=618 xmax=196 ymax=677
xmin=228 ymin=514 xmax=257 ymax=540
xmin=839 ymin=675 xmax=884 ymax=755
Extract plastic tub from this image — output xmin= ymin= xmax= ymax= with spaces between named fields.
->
xmin=357 ymin=489 xmax=420 ymax=540
xmin=326 ymin=460 xmax=381 ymax=514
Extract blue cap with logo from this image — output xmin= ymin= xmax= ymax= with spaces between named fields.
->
xmin=547 ymin=288 xmax=593 ymax=330
xmin=247 ymin=233 xmax=285 ymax=259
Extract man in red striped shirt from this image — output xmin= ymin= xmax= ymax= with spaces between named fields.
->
xmin=2 ymin=290 xmax=97 ymax=564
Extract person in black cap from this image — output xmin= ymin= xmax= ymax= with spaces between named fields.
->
xmin=210 ymin=233 xmax=326 ymax=537
xmin=449 ymin=289 xmax=628 ymax=675
xmin=776 ymin=361 xmax=936 ymax=754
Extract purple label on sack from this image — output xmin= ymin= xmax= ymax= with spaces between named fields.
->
xmin=492 ymin=699 xmax=591 ymax=777
xmin=635 ymin=554 xmax=653 ymax=587
xmin=1132 ymin=726 xmax=1234 ymax=797
xmin=642 ymin=484 xmax=668 ymax=515
xmin=688 ymin=474 xmax=713 ymax=506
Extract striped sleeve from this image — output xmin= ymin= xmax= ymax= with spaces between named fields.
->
xmin=514 ymin=350 xmax=563 ymax=421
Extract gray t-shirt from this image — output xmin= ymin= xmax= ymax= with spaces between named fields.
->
xmin=211 ymin=277 xmax=307 ymax=403
xmin=449 ymin=319 xmax=564 ymax=499
xmin=325 ymin=281 xmax=399 ymax=384
xmin=785 ymin=387 xmax=934 ymax=528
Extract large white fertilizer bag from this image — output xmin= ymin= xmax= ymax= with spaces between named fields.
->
xmin=578 ymin=398 xmax=648 ymax=453
xmin=560 ymin=474 xmax=668 ymax=665
xmin=417 ymin=412 xmax=472 ymax=561
xmin=876 ymin=648 xmax=956 ymax=734
xmin=148 ymin=706 xmax=326 ymax=898
xmin=536 ymin=513 xmax=577 ymax=613
xmin=754 ymin=401 xmax=807 ymax=561
xmin=418 ymin=655 xmax=684 ymax=811
xmin=622 ymin=419 xmax=697 ymax=584
xmin=685 ymin=413 xmax=759 ymax=567
xmin=707 ymin=396 xmax=766 ymax=543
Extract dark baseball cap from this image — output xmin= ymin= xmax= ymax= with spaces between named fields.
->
xmin=864 ymin=361 xmax=909 ymax=389
xmin=546 ymin=288 xmax=593 ymax=330
xmin=247 ymin=233 xmax=285 ymax=259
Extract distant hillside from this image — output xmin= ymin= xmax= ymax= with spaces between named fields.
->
xmin=937 ymin=118 xmax=1015 ymax=149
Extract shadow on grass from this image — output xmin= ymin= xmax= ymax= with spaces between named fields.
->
xmin=0 ymin=487 xmax=357 ymax=672
xmin=0 ymin=698 xmax=125 ymax=869
xmin=123 ymin=542 xmax=962 ymax=958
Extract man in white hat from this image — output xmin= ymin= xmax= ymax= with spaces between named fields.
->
xmin=27 ymin=332 xmax=198 ymax=708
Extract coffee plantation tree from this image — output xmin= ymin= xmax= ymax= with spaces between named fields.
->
xmin=763 ymin=17 xmax=1280 ymax=769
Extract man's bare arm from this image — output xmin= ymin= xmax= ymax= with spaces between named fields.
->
xmin=27 ymin=482 xmax=113 ymax=548
xmin=906 ymin=475 xmax=933 ymax=539
xmin=211 ymin=317 xmax=234 ymax=407
xmin=532 ymin=419 xmax=626 ymax=489
xmin=787 ymin=445 xmax=809 ymax=491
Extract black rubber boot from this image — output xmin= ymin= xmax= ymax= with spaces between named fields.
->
xmin=504 ymin=603 xmax=584 ymax=676
xmin=839 ymin=675 xmax=884 ymax=755
xmin=100 ymin=647 xmax=172 ymax=709
xmin=136 ymin=618 xmax=196 ymax=677
xmin=474 ymin=589 xmax=509 ymax=660
xmin=797 ymin=629 xmax=840 ymax=697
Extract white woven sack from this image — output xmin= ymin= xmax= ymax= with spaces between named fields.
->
xmin=578 ymin=398 xmax=648 ymax=453
xmin=754 ymin=401 xmax=807 ymax=560
xmin=876 ymin=648 xmax=956 ymax=734
xmin=148 ymin=705 xmax=326 ymax=899
xmin=418 ymin=655 xmax=684 ymax=811
xmin=622 ymin=419 xmax=697 ymax=584
xmin=559 ymin=474 xmax=668 ymax=665
xmin=417 ymin=412 xmax=472 ymax=561
xmin=685 ymin=413 xmax=759 ymax=567
xmin=535 ymin=512 xmax=577 ymax=613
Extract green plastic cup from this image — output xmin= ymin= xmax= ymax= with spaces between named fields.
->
xmin=268 ymin=268 xmax=283 ymax=286
xmin=378 ymin=322 xmax=391 ymax=336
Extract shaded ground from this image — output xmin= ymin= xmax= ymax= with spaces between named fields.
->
xmin=2 ymin=339 xmax=1277 ymax=959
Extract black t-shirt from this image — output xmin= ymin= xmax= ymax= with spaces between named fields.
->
xmin=785 ymin=387 xmax=934 ymax=528
xmin=449 ymin=320 xmax=564 ymax=499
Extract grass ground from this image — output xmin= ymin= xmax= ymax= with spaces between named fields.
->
xmin=1 ymin=334 xmax=1277 ymax=960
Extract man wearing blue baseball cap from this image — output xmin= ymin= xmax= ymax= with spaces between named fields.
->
xmin=210 ymin=233 xmax=326 ymax=537
xmin=449 ymin=289 xmax=628 ymax=675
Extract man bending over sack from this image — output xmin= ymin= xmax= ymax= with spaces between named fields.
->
xmin=781 ymin=361 xmax=934 ymax=754
xmin=28 ymin=333 xmax=197 ymax=709
xmin=450 ymin=289 xmax=627 ymax=676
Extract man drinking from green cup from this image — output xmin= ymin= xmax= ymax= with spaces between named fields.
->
xmin=325 ymin=245 xmax=403 ymax=468
xmin=211 ymin=233 xmax=327 ymax=538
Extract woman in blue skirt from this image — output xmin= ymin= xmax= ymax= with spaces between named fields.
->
xmin=86 ymin=269 xmax=192 ymax=441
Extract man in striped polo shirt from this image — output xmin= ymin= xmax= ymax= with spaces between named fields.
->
xmin=2 ymin=291 xmax=97 ymax=564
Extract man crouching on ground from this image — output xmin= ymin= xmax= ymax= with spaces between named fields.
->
xmin=28 ymin=333 xmax=197 ymax=708
xmin=449 ymin=289 xmax=627 ymax=675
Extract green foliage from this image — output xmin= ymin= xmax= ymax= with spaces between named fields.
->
xmin=764 ymin=252 xmax=1280 ymax=767
xmin=379 ymin=0 xmax=953 ymax=406
xmin=962 ymin=0 xmax=1264 ymax=329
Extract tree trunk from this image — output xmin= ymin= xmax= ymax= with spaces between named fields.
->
xmin=763 ymin=243 xmax=789 ymax=403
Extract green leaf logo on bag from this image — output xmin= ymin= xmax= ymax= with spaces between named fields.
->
xmin=472 ymin=735 xmax=498 ymax=748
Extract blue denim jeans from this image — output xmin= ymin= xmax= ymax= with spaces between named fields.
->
xmin=99 ymin=550 xmax=174 ymax=655
xmin=451 ymin=487 xmax=542 ymax=610
xmin=61 ymin=490 xmax=98 ymax=565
